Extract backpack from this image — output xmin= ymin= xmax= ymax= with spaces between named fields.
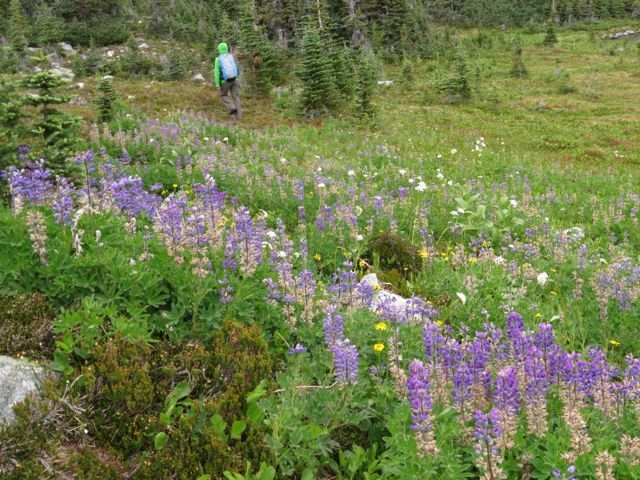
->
xmin=219 ymin=53 xmax=238 ymax=81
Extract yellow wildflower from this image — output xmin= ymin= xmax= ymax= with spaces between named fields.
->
xmin=419 ymin=249 xmax=428 ymax=259
xmin=550 ymin=268 xmax=558 ymax=273
xmin=436 ymin=320 xmax=444 ymax=327
xmin=314 ymin=254 xmax=322 ymax=261
xmin=609 ymin=339 xmax=621 ymax=347
xmin=550 ymin=291 xmax=558 ymax=296
xmin=172 ymin=184 xmax=178 ymax=188
xmin=359 ymin=259 xmax=366 ymax=268
xmin=374 ymin=343 xmax=385 ymax=352
xmin=535 ymin=312 xmax=542 ymax=318
xmin=230 ymin=221 xmax=236 ymax=228
xmin=468 ymin=257 xmax=478 ymax=263
xmin=375 ymin=322 xmax=388 ymax=331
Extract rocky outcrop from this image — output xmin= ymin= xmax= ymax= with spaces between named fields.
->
xmin=602 ymin=29 xmax=638 ymax=40
xmin=0 ymin=356 xmax=46 ymax=425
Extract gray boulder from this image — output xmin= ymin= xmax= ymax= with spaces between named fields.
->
xmin=50 ymin=66 xmax=75 ymax=81
xmin=58 ymin=42 xmax=75 ymax=54
xmin=192 ymin=73 xmax=205 ymax=82
xmin=0 ymin=356 xmax=46 ymax=425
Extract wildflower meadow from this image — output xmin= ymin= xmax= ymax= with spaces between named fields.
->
xmin=1 ymin=14 xmax=640 ymax=480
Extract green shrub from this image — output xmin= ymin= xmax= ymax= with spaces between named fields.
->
xmin=367 ymin=231 xmax=422 ymax=276
xmin=0 ymin=292 xmax=56 ymax=359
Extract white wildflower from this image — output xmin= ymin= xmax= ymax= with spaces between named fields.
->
xmin=537 ymin=272 xmax=549 ymax=287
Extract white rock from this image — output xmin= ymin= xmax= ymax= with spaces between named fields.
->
xmin=50 ymin=66 xmax=75 ymax=80
xmin=76 ymin=82 xmax=85 ymax=89
xmin=102 ymin=75 xmax=114 ymax=81
xmin=377 ymin=80 xmax=393 ymax=86
xmin=192 ymin=73 xmax=205 ymax=82
xmin=127 ymin=95 xmax=135 ymax=100
xmin=138 ymin=43 xmax=149 ymax=49
xmin=106 ymin=50 xmax=115 ymax=58
xmin=360 ymin=274 xmax=417 ymax=320
xmin=0 ymin=356 xmax=46 ymax=425
xmin=58 ymin=42 xmax=75 ymax=53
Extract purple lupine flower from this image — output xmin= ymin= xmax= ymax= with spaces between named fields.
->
xmin=153 ymin=194 xmax=187 ymax=263
xmin=323 ymin=306 xmax=344 ymax=349
xmin=473 ymin=408 xmax=502 ymax=455
xmin=407 ymin=296 xmax=439 ymax=322
xmin=110 ymin=176 xmax=161 ymax=217
xmin=505 ymin=311 xmax=525 ymax=342
xmin=423 ymin=321 xmax=445 ymax=365
xmin=218 ymin=275 xmax=234 ymax=304
xmin=6 ymin=160 xmax=54 ymax=208
xmin=332 ymin=338 xmax=359 ymax=386
xmin=534 ymin=323 xmax=563 ymax=383
xmin=327 ymin=261 xmax=359 ymax=307
xmin=452 ymin=361 xmax=474 ymax=415
xmin=407 ymin=359 xmax=434 ymax=432
xmin=226 ymin=206 xmax=264 ymax=277
xmin=494 ymin=366 xmax=520 ymax=414
xmin=441 ymin=337 xmax=463 ymax=380
xmin=52 ymin=176 xmax=74 ymax=225
xmin=288 ymin=344 xmax=307 ymax=355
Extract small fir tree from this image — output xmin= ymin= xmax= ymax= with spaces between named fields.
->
xmin=21 ymin=71 xmax=81 ymax=174
xmin=354 ymin=48 xmax=378 ymax=120
xmin=510 ymin=45 xmax=528 ymax=78
xmin=544 ymin=22 xmax=558 ymax=45
xmin=400 ymin=55 xmax=414 ymax=86
xmin=298 ymin=24 xmax=335 ymax=116
xmin=8 ymin=0 xmax=28 ymax=67
xmin=439 ymin=49 xmax=472 ymax=102
xmin=32 ymin=2 xmax=65 ymax=46
xmin=95 ymin=77 xmax=117 ymax=123
xmin=239 ymin=2 xmax=280 ymax=96
xmin=0 ymin=78 xmax=25 ymax=170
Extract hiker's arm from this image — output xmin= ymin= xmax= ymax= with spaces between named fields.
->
xmin=214 ymin=58 xmax=221 ymax=88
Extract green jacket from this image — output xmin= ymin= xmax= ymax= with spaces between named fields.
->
xmin=214 ymin=42 xmax=238 ymax=88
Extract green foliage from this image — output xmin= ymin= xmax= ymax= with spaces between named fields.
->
xmin=95 ymin=77 xmax=117 ymax=123
xmin=118 ymin=37 xmax=159 ymax=78
xmin=8 ymin=0 xmax=28 ymax=60
xmin=399 ymin=55 xmax=414 ymax=86
xmin=0 ymin=292 xmax=56 ymax=359
xmin=298 ymin=25 xmax=336 ymax=116
xmin=31 ymin=2 xmax=65 ymax=45
xmin=510 ymin=45 xmax=528 ymax=78
xmin=438 ymin=48 xmax=472 ymax=102
xmin=354 ymin=48 xmax=378 ymax=120
xmin=544 ymin=22 xmax=559 ymax=45
xmin=162 ymin=49 xmax=188 ymax=81
xmin=71 ymin=42 xmax=106 ymax=78
xmin=0 ymin=77 xmax=25 ymax=169
xmin=239 ymin=3 xmax=282 ymax=96
xmin=20 ymin=71 xmax=81 ymax=174
xmin=368 ymin=231 xmax=422 ymax=276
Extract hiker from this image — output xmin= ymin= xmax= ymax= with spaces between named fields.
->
xmin=214 ymin=42 xmax=241 ymax=120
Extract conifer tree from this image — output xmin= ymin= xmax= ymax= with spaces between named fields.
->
xmin=400 ymin=55 xmax=414 ymax=86
xmin=354 ymin=48 xmax=378 ymax=119
xmin=510 ymin=45 xmax=528 ymax=78
xmin=544 ymin=21 xmax=558 ymax=45
xmin=95 ymin=77 xmax=117 ymax=123
xmin=8 ymin=0 xmax=28 ymax=67
xmin=322 ymin=22 xmax=356 ymax=102
xmin=239 ymin=2 xmax=280 ymax=95
xmin=21 ymin=71 xmax=81 ymax=174
xmin=298 ymin=24 xmax=335 ymax=116
xmin=439 ymin=48 xmax=472 ymax=102
xmin=33 ymin=2 xmax=65 ymax=46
